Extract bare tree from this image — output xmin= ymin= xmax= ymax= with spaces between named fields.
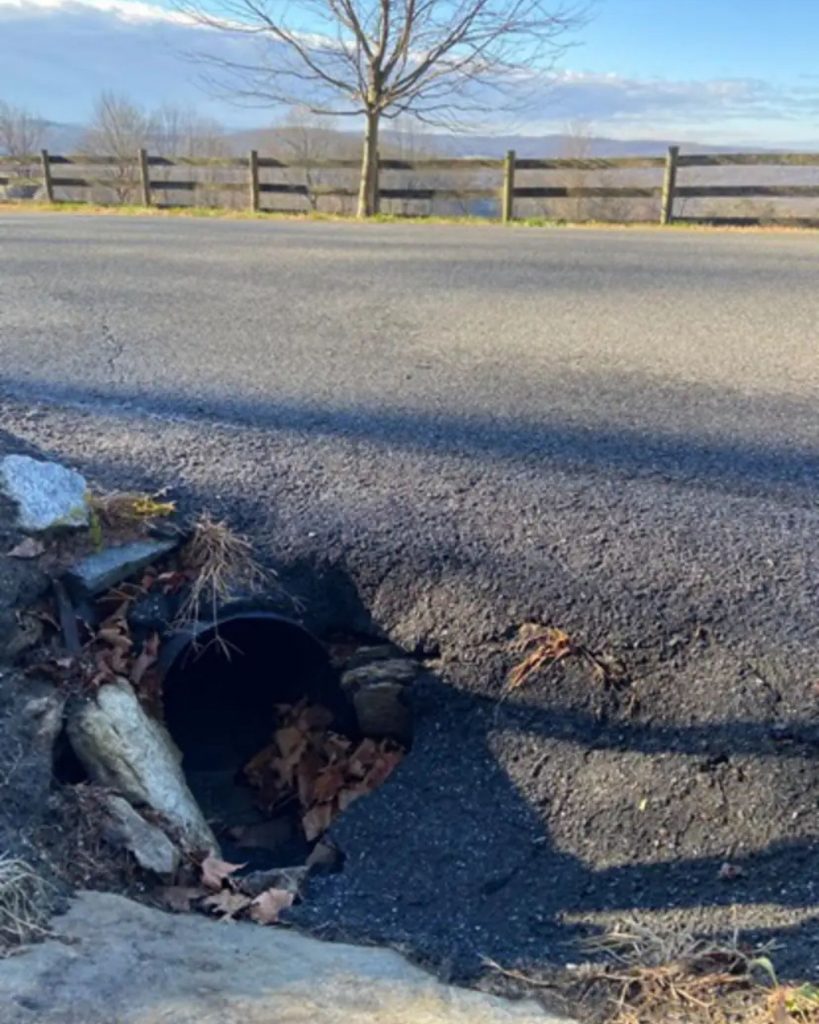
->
xmin=179 ymin=0 xmax=583 ymax=217
xmin=83 ymin=92 xmax=156 ymax=203
xmin=274 ymin=107 xmax=360 ymax=211
xmin=153 ymin=104 xmax=231 ymax=207
xmin=153 ymin=103 xmax=227 ymax=157
xmin=0 ymin=100 xmax=44 ymax=181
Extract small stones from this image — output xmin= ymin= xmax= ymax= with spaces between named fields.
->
xmin=63 ymin=538 xmax=180 ymax=599
xmin=0 ymin=456 xmax=89 ymax=533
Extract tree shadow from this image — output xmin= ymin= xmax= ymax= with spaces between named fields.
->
xmin=0 ymin=364 xmax=818 ymax=503
xmin=1 ymin=394 xmax=817 ymax=988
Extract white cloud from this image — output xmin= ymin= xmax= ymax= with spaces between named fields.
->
xmin=0 ymin=0 xmax=188 ymax=23
xmin=1 ymin=0 xmax=817 ymax=144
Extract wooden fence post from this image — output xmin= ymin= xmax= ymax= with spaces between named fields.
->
xmin=660 ymin=145 xmax=679 ymax=225
xmin=502 ymin=149 xmax=516 ymax=223
xmin=40 ymin=149 xmax=54 ymax=203
xmin=248 ymin=149 xmax=260 ymax=212
xmin=138 ymin=148 xmax=151 ymax=207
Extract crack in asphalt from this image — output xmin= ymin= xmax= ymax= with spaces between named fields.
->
xmin=100 ymin=319 xmax=126 ymax=385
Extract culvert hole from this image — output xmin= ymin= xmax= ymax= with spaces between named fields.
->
xmin=160 ymin=614 xmax=414 ymax=872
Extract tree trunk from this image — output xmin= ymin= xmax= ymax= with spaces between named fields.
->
xmin=356 ymin=110 xmax=380 ymax=219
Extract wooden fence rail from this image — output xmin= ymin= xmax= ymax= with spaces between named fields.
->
xmin=1 ymin=147 xmax=819 ymax=226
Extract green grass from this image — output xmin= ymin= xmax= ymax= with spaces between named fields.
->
xmin=2 ymin=200 xmax=817 ymax=234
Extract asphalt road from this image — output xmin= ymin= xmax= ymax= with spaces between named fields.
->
xmin=1 ymin=213 xmax=818 ymax=984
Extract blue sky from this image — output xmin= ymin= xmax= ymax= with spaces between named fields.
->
xmin=580 ymin=0 xmax=819 ymax=83
xmin=2 ymin=0 xmax=818 ymax=144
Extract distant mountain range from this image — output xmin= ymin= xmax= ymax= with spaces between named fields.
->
xmin=43 ymin=122 xmax=734 ymax=159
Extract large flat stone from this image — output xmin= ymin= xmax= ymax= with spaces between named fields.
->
xmin=63 ymin=538 xmax=179 ymax=598
xmin=0 ymin=892 xmax=574 ymax=1024
xmin=0 ymin=455 xmax=88 ymax=533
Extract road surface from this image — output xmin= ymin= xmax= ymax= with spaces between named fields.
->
xmin=1 ymin=213 xmax=818 ymax=984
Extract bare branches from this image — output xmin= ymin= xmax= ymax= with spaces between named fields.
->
xmin=176 ymin=0 xmax=584 ymax=214
xmin=0 ymin=100 xmax=45 ymax=182
xmin=180 ymin=0 xmax=581 ymax=120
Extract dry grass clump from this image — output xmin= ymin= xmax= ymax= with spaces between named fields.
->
xmin=175 ymin=513 xmax=270 ymax=628
xmin=562 ymin=917 xmax=819 ymax=1024
xmin=574 ymin=918 xmax=781 ymax=1024
xmin=0 ymin=855 xmax=52 ymax=952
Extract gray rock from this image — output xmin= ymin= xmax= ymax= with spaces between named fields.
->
xmin=0 ymin=455 xmax=88 ymax=533
xmin=352 ymin=681 xmax=412 ymax=742
xmin=21 ymin=686 xmax=65 ymax=748
xmin=342 ymin=644 xmax=404 ymax=671
xmin=340 ymin=657 xmax=421 ymax=692
xmin=63 ymin=537 xmax=179 ymax=598
xmin=341 ymin=658 xmax=419 ymax=742
xmin=0 ymin=891 xmax=572 ymax=1024
xmin=236 ymin=865 xmax=308 ymax=899
xmin=66 ymin=680 xmax=217 ymax=854
xmin=101 ymin=795 xmax=181 ymax=877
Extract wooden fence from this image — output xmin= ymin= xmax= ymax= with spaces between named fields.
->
xmin=2 ymin=146 xmax=819 ymax=225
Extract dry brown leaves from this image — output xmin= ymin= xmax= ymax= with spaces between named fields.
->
xmin=505 ymin=623 xmax=628 ymax=693
xmin=200 ymin=853 xmax=246 ymax=891
xmin=164 ymin=854 xmax=296 ymax=926
xmin=244 ymin=699 xmax=405 ymax=842
xmin=249 ymin=888 xmax=294 ymax=925
xmin=30 ymin=568 xmax=193 ymax=701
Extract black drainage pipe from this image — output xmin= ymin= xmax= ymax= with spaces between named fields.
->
xmin=159 ymin=606 xmax=355 ymax=776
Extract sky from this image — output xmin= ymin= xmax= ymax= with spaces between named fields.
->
xmin=2 ymin=0 xmax=819 ymax=145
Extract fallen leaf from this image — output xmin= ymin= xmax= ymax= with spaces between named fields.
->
xmin=200 ymin=853 xmax=246 ymax=891
xmin=243 ymin=742 xmax=278 ymax=784
xmin=302 ymin=802 xmax=335 ymax=841
xmin=249 ymin=888 xmax=294 ymax=925
xmin=158 ymin=886 xmax=203 ymax=913
xmin=8 ymin=537 xmax=46 ymax=559
xmin=347 ymin=738 xmax=379 ymax=778
xmin=202 ymin=890 xmax=252 ymax=920
xmin=131 ymin=632 xmax=160 ymax=687
xmin=296 ymin=750 xmax=324 ymax=806
xmin=306 ymin=840 xmax=341 ymax=872
xmin=96 ymin=626 xmax=133 ymax=651
xmin=337 ymin=784 xmax=368 ymax=811
xmin=311 ymin=765 xmax=347 ymax=804
xmin=506 ymin=625 xmax=573 ymax=691
xmin=362 ymin=748 xmax=403 ymax=791
xmin=276 ymin=724 xmax=308 ymax=762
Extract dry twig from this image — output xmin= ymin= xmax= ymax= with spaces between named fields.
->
xmin=505 ymin=623 xmax=628 ymax=693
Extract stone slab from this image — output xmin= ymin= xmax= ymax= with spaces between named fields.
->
xmin=0 ymin=892 xmax=575 ymax=1024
